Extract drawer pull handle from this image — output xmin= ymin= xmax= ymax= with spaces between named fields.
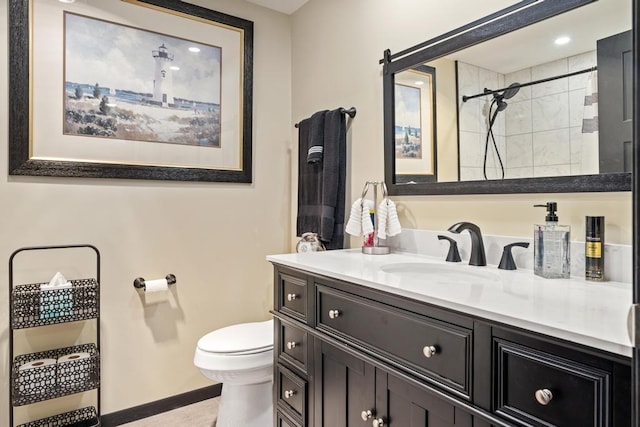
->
xmin=535 ymin=388 xmax=553 ymax=405
xmin=373 ymin=417 xmax=386 ymax=427
xmin=328 ymin=309 xmax=341 ymax=319
xmin=361 ymin=409 xmax=374 ymax=421
xmin=287 ymin=293 xmax=298 ymax=301
xmin=422 ymin=345 xmax=438 ymax=358
xmin=286 ymin=341 xmax=297 ymax=350
xmin=284 ymin=389 xmax=296 ymax=399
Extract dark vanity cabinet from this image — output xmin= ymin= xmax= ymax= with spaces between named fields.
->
xmin=271 ymin=264 xmax=631 ymax=427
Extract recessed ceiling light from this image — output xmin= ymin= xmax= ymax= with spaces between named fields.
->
xmin=555 ymin=36 xmax=571 ymax=45
xmin=188 ymin=47 xmax=200 ymax=53
xmin=170 ymin=66 xmax=180 ymax=71
xmin=59 ymin=0 xmax=76 ymax=3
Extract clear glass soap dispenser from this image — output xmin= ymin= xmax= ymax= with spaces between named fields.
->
xmin=533 ymin=202 xmax=570 ymax=279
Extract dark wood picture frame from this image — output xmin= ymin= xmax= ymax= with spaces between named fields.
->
xmin=9 ymin=0 xmax=253 ymax=182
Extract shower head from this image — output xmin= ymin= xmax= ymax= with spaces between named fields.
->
xmin=502 ymin=82 xmax=521 ymax=100
xmin=496 ymin=100 xmax=508 ymax=112
xmin=491 ymin=82 xmax=520 ymax=113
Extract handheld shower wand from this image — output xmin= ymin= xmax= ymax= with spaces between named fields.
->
xmin=483 ymin=82 xmax=520 ymax=180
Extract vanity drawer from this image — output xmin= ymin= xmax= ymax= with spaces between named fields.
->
xmin=277 ymin=271 xmax=308 ymax=322
xmin=495 ymin=339 xmax=609 ymax=427
xmin=277 ymin=410 xmax=302 ymax=427
xmin=278 ymin=319 xmax=309 ymax=374
xmin=316 ymin=285 xmax=472 ymax=396
xmin=277 ymin=364 xmax=307 ymax=423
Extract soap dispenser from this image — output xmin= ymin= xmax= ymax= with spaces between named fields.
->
xmin=533 ymin=202 xmax=570 ymax=279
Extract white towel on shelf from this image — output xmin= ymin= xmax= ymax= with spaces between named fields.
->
xmin=345 ymin=198 xmax=363 ymax=236
xmin=386 ymin=199 xmax=402 ymax=236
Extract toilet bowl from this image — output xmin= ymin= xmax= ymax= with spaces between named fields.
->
xmin=194 ymin=319 xmax=273 ymax=427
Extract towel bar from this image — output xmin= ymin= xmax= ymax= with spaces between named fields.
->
xmin=294 ymin=106 xmax=356 ymax=128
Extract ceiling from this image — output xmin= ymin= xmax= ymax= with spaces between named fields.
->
xmin=245 ymin=0 xmax=309 ymax=15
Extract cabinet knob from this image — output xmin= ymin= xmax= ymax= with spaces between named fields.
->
xmin=535 ymin=388 xmax=553 ymax=405
xmin=361 ymin=409 xmax=373 ymax=421
xmin=422 ymin=345 xmax=438 ymax=358
xmin=328 ymin=309 xmax=341 ymax=319
xmin=372 ymin=417 xmax=386 ymax=427
xmin=286 ymin=341 xmax=297 ymax=350
xmin=284 ymin=389 xmax=296 ymax=399
xmin=287 ymin=293 xmax=297 ymax=301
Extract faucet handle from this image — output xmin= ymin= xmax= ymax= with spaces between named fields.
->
xmin=437 ymin=235 xmax=462 ymax=263
xmin=498 ymin=242 xmax=530 ymax=270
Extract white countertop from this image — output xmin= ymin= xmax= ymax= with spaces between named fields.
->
xmin=268 ymin=249 xmax=634 ymax=357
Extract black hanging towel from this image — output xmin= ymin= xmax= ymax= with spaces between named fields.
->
xmin=296 ymin=108 xmax=348 ymax=249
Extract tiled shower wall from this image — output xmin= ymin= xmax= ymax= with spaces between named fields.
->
xmin=457 ymin=51 xmax=598 ymax=180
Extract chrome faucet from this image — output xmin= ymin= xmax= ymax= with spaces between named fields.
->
xmin=447 ymin=222 xmax=487 ymax=266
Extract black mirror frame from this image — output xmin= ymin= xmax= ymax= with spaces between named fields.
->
xmin=383 ymin=0 xmax=632 ymax=195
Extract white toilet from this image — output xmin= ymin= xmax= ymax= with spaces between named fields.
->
xmin=194 ymin=319 xmax=274 ymax=427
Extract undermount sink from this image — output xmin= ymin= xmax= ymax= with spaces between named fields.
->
xmin=380 ymin=262 xmax=500 ymax=284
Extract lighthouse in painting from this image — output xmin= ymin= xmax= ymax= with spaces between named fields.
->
xmin=152 ymin=43 xmax=174 ymax=107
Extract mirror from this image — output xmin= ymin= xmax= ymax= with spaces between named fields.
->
xmin=383 ymin=0 xmax=633 ymax=195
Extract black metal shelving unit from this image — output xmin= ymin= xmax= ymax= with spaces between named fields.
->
xmin=9 ymin=245 xmax=101 ymax=427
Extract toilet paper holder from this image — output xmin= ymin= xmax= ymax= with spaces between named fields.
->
xmin=133 ymin=274 xmax=176 ymax=291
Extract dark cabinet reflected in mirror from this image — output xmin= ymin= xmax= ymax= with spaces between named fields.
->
xmin=383 ymin=0 xmax=633 ymax=195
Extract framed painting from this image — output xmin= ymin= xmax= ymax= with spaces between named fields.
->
xmin=393 ymin=64 xmax=437 ymax=183
xmin=9 ymin=0 xmax=253 ymax=182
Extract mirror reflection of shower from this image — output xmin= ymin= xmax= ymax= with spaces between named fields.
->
xmin=457 ymin=51 xmax=600 ymax=181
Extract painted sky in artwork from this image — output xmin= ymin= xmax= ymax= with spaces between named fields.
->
xmin=394 ymin=83 xmax=421 ymax=129
xmin=64 ymin=12 xmax=221 ymax=104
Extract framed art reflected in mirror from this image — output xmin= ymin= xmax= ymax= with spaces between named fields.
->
xmin=394 ymin=65 xmax=437 ymax=184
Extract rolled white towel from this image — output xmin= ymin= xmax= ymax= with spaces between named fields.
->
xmin=345 ymin=198 xmax=363 ymax=236
xmin=362 ymin=201 xmax=374 ymax=235
xmin=377 ymin=199 xmax=389 ymax=239
xmin=386 ymin=200 xmax=402 ymax=236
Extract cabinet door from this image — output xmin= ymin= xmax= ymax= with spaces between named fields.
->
xmin=314 ymin=340 xmax=375 ymax=427
xmin=376 ymin=370 xmax=473 ymax=427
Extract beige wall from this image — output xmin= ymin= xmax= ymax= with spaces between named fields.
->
xmin=1 ymin=0 xmax=633 ymax=424
xmin=0 ymin=0 xmax=292 ymax=424
xmin=291 ymin=0 xmax=632 ymax=246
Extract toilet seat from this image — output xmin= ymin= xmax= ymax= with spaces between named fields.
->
xmin=197 ymin=320 xmax=273 ymax=355
xmin=194 ymin=320 xmax=274 ymax=372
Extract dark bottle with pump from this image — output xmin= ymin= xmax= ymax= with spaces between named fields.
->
xmin=533 ymin=202 xmax=570 ymax=279
xmin=585 ymin=216 xmax=605 ymax=281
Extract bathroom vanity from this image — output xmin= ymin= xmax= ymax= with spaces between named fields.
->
xmin=269 ymin=250 xmax=632 ymax=427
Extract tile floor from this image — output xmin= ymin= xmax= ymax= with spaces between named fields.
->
xmin=119 ymin=397 xmax=219 ymax=426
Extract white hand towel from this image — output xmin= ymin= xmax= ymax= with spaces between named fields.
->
xmin=377 ymin=199 xmax=389 ymax=239
xmin=345 ymin=198 xmax=363 ymax=236
xmin=362 ymin=201 xmax=374 ymax=235
xmin=386 ymin=200 xmax=402 ymax=236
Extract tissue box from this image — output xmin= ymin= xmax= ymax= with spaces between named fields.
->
xmin=39 ymin=285 xmax=74 ymax=319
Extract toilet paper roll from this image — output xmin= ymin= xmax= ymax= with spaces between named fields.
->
xmin=142 ymin=278 xmax=172 ymax=305
xmin=18 ymin=358 xmax=57 ymax=371
xmin=57 ymin=352 xmax=91 ymax=364
xmin=57 ymin=352 xmax=92 ymax=388
xmin=144 ymin=279 xmax=169 ymax=293
xmin=18 ymin=358 xmax=57 ymax=395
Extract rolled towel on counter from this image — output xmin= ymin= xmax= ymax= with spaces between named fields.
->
xmin=386 ymin=200 xmax=402 ymax=236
